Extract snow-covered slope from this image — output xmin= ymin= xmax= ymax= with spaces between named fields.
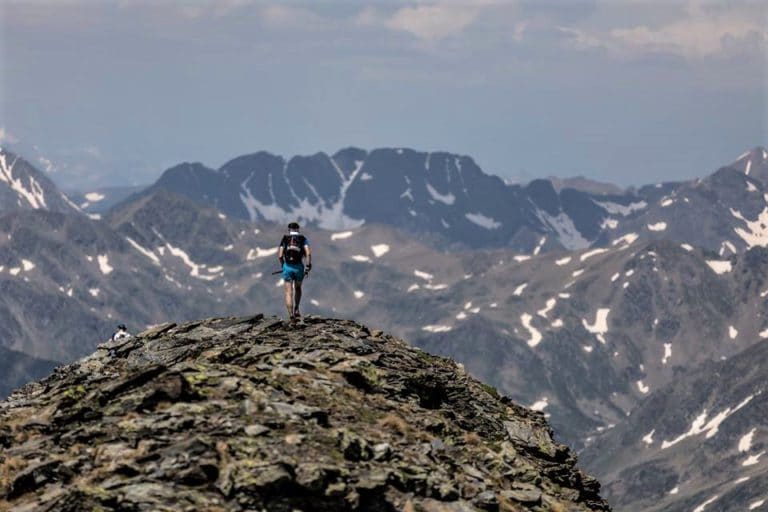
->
xmin=0 ymin=147 xmax=80 ymax=214
xmin=582 ymin=338 xmax=768 ymax=512
xmin=599 ymin=146 xmax=768 ymax=255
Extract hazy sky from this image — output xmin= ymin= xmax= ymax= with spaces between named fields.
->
xmin=1 ymin=0 xmax=766 ymax=189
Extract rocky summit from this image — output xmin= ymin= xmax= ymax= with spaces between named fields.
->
xmin=0 ymin=315 xmax=609 ymax=511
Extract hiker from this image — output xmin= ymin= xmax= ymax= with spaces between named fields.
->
xmin=277 ymin=222 xmax=312 ymax=320
xmin=111 ymin=324 xmax=131 ymax=341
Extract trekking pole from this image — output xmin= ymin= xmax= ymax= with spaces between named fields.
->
xmin=271 ymin=270 xmax=283 ymax=275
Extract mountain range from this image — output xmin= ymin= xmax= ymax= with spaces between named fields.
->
xmin=0 ymin=143 xmax=767 ymax=510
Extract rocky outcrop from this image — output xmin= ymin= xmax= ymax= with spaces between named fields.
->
xmin=0 ymin=315 xmax=610 ymax=511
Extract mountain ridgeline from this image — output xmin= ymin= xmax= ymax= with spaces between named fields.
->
xmin=0 ymin=315 xmax=610 ymax=511
xmin=146 ymin=147 xmax=633 ymax=251
xmin=142 ymin=146 xmax=768 ymax=256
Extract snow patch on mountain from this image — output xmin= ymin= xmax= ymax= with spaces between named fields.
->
xmin=331 ymin=231 xmax=354 ymax=241
xmin=240 ymin=158 xmax=365 ymax=230
xmin=247 ymin=247 xmax=278 ymax=260
xmin=661 ymin=394 xmax=756 ymax=449
xmin=738 ymin=428 xmax=755 ymax=452
xmin=414 ymin=269 xmax=434 ymax=281
xmin=580 ymin=248 xmax=609 ymax=262
xmin=422 ymin=324 xmax=451 ymax=333
xmin=0 ymin=151 xmax=48 ymax=209
xmin=371 ymin=244 xmax=390 ymax=257
xmin=158 ymin=235 xmax=222 ymax=281
xmin=425 ymin=182 xmax=455 ymax=205
xmin=733 ymin=207 xmax=768 ymax=248
xmin=465 ymin=212 xmax=501 ymax=230
xmin=642 ymin=429 xmax=655 ymax=445
xmin=743 ymin=451 xmax=764 ymax=467
xmin=84 ymin=192 xmax=105 ymax=202
xmin=692 ymin=495 xmax=719 ymax=512
xmin=536 ymin=210 xmax=589 ymax=250
xmin=593 ymin=199 xmax=647 ymax=216
xmin=662 ymin=343 xmax=672 ymax=365
xmin=537 ymin=298 xmax=557 ymax=318
xmin=520 ymin=313 xmax=542 ymax=347
xmin=97 ymin=254 xmax=113 ymax=275
xmin=706 ymin=260 xmax=733 ymax=274
xmin=612 ymin=233 xmax=639 ymax=247
xmin=647 ymin=222 xmax=667 ymax=231
xmin=582 ymin=308 xmax=610 ymax=344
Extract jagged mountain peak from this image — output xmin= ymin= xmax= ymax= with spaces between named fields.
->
xmin=729 ymin=146 xmax=768 ymax=183
xmin=733 ymin=145 xmax=768 ymax=164
xmin=0 ymin=147 xmax=81 ymax=215
xmin=0 ymin=314 xmax=610 ymax=511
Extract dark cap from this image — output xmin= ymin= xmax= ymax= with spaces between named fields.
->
xmin=288 ymin=222 xmax=300 ymax=230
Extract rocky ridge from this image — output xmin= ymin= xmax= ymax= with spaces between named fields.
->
xmin=0 ymin=315 xmax=610 ymax=511
xmin=0 ymin=148 xmax=80 ymax=216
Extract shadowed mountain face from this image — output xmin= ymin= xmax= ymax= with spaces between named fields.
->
xmin=581 ymin=340 xmax=768 ymax=512
xmin=133 ymin=145 xmax=768 ymax=257
xmin=144 ymin=147 xmax=668 ymax=252
xmin=0 ymin=315 xmax=610 ymax=511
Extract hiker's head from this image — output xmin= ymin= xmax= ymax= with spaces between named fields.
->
xmin=288 ymin=222 xmax=300 ymax=232
xmin=117 ymin=324 xmax=126 ymax=331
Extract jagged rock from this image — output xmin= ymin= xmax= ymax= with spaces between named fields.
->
xmin=0 ymin=315 xmax=610 ymax=510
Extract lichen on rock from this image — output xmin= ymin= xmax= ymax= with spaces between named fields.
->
xmin=0 ymin=314 xmax=610 ymax=511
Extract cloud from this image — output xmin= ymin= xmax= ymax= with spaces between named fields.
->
xmin=387 ymin=4 xmax=480 ymax=41
xmin=610 ymin=16 xmax=765 ymax=58
xmin=119 ymin=0 xmax=256 ymax=20
xmin=357 ymin=2 xmax=503 ymax=41
xmin=599 ymin=0 xmax=767 ymax=59
xmin=557 ymin=26 xmax=605 ymax=51
xmin=0 ymin=127 xmax=19 ymax=145
xmin=259 ymin=5 xmax=330 ymax=30
xmin=37 ymin=156 xmax=55 ymax=173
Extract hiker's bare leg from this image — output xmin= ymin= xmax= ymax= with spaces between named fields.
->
xmin=284 ymin=281 xmax=294 ymax=317
xmin=294 ymin=281 xmax=303 ymax=314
